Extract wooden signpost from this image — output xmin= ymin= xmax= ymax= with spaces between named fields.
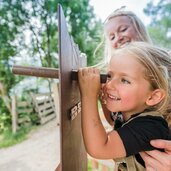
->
xmin=58 ymin=4 xmax=87 ymax=171
xmin=12 ymin=4 xmax=107 ymax=171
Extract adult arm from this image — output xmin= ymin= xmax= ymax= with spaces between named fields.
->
xmin=140 ymin=139 xmax=171 ymax=171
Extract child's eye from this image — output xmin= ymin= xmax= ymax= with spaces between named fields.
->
xmin=121 ymin=78 xmax=130 ymax=84
xmin=107 ymin=74 xmax=112 ymax=81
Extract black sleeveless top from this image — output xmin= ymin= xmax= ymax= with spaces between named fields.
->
xmin=112 ymin=111 xmax=171 ymax=166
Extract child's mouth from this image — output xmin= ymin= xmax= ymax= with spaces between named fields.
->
xmin=107 ymin=94 xmax=121 ymax=101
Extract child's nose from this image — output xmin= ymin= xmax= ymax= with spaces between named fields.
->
xmin=106 ymin=78 xmax=116 ymax=89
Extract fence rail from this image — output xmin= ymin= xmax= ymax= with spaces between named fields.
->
xmin=11 ymin=83 xmax=60 ymax=134
xmin=31 ymin=93 xmax=56 ymax=124
xmin=11 ymin=95 xmax=33 ymax=133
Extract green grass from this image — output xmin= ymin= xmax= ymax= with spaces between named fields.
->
xmin=0 ymin=125 xmax=38 ymax=148
xmin=88 ymin=160 xmax=93 ymax=170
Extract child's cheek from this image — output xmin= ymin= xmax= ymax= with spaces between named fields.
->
xmin=121 ymin=95 xmax=135 ymax=107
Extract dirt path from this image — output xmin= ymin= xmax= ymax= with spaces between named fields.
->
xmin=0 ymin=119 xmax=60 ymax=171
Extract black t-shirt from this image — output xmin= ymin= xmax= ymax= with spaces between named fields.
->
xmin=115 ymin=113 xmax=171 ymax=166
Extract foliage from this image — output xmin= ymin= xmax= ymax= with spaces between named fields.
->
xmin=0 ymin=112 xmax=11 ymax=134
xmin=0 ymin=0 xmax=23 ymax=115
xmin=0 ymin=0 xmax=103 ymax=134
xmin=60 ymin=0 xmax=103 ymax=65
xmin=88 ymin=160 xmax=92 ymax=171
xmin=144 ymin=0 xmax=171 ymax=49
xmin=88 ymin=159 xmax=113 ymax=171
xmin=0 ymin=125 xmax=37 ymax=148
xmin=0 ymin=98 xmax=11 ymax=133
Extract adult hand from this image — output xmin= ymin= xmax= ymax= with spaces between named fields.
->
xmin=99 ymin=83 xmax=107 ymax=104
xmin=140 ymin=139 xmax=171 ymax=171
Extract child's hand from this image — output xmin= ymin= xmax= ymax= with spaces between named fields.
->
xmin=78 ymin=67 xmax=101 ymax=98
xmin=99 ymin=83 xmax=107 ymax=104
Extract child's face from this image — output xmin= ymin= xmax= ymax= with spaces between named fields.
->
xmin=105 ymin=52 xmax=153 ymax=117
xmin=104 ymin=16 xmax=139 ymax=49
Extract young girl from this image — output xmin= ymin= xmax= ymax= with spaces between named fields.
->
xmin=78 ymin=42 xmax=171 ymax=170
xmin=98 ymin=9 xmax=171 ymax=170
xmin=98 ymin=9 xmax=154 ymax=126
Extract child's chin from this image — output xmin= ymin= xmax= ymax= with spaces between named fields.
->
xmin=106 ymin=104 xmax=117 ymax=112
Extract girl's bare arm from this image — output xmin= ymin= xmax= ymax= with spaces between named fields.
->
xmin=78 ymin=67 xmax=126 ymax=159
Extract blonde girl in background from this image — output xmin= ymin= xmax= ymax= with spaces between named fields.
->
xmin=78 ymin=42 xmax=171 ymax=171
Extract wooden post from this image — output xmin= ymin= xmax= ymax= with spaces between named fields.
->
xmin=58 ymin=4 xmax=87 ymax=171
xmin=11 ymin=95 xmax=18 ymax=134
xmin=52 ymin=82 xmax=60 ymax=125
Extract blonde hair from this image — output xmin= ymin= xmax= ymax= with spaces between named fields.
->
xmin=104 ymin=9 xmax=152 ymax=43
xmin=94 ymin=8 xmax=152 ymax=64
xmin=112 ymin=42 xmax=171 ymax=116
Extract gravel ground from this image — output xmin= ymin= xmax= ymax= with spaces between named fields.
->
xmin=0 ymin=119 xmax=60 ymax=171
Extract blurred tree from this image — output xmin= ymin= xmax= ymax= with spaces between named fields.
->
xmin=0 ymin=0 xmax=103 ymax=128
xmin=144 ymin=0 xmax=171 ymax=49
xmin=61 ymin=0 xmax=103 ymax=65
xmin=0 ymin=0 xmax=23 ymax=113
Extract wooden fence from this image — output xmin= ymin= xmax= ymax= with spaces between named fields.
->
xmin=31 ymin=93 xmax=56 ymax=125
xmin=11 ymin=83 xmax=60 ymax=133
xmin=11 ymin=95 xmax=33 ymax=133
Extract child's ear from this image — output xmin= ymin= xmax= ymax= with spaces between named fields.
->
xmin=146 ymin=89 xmax=165 ymax=106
